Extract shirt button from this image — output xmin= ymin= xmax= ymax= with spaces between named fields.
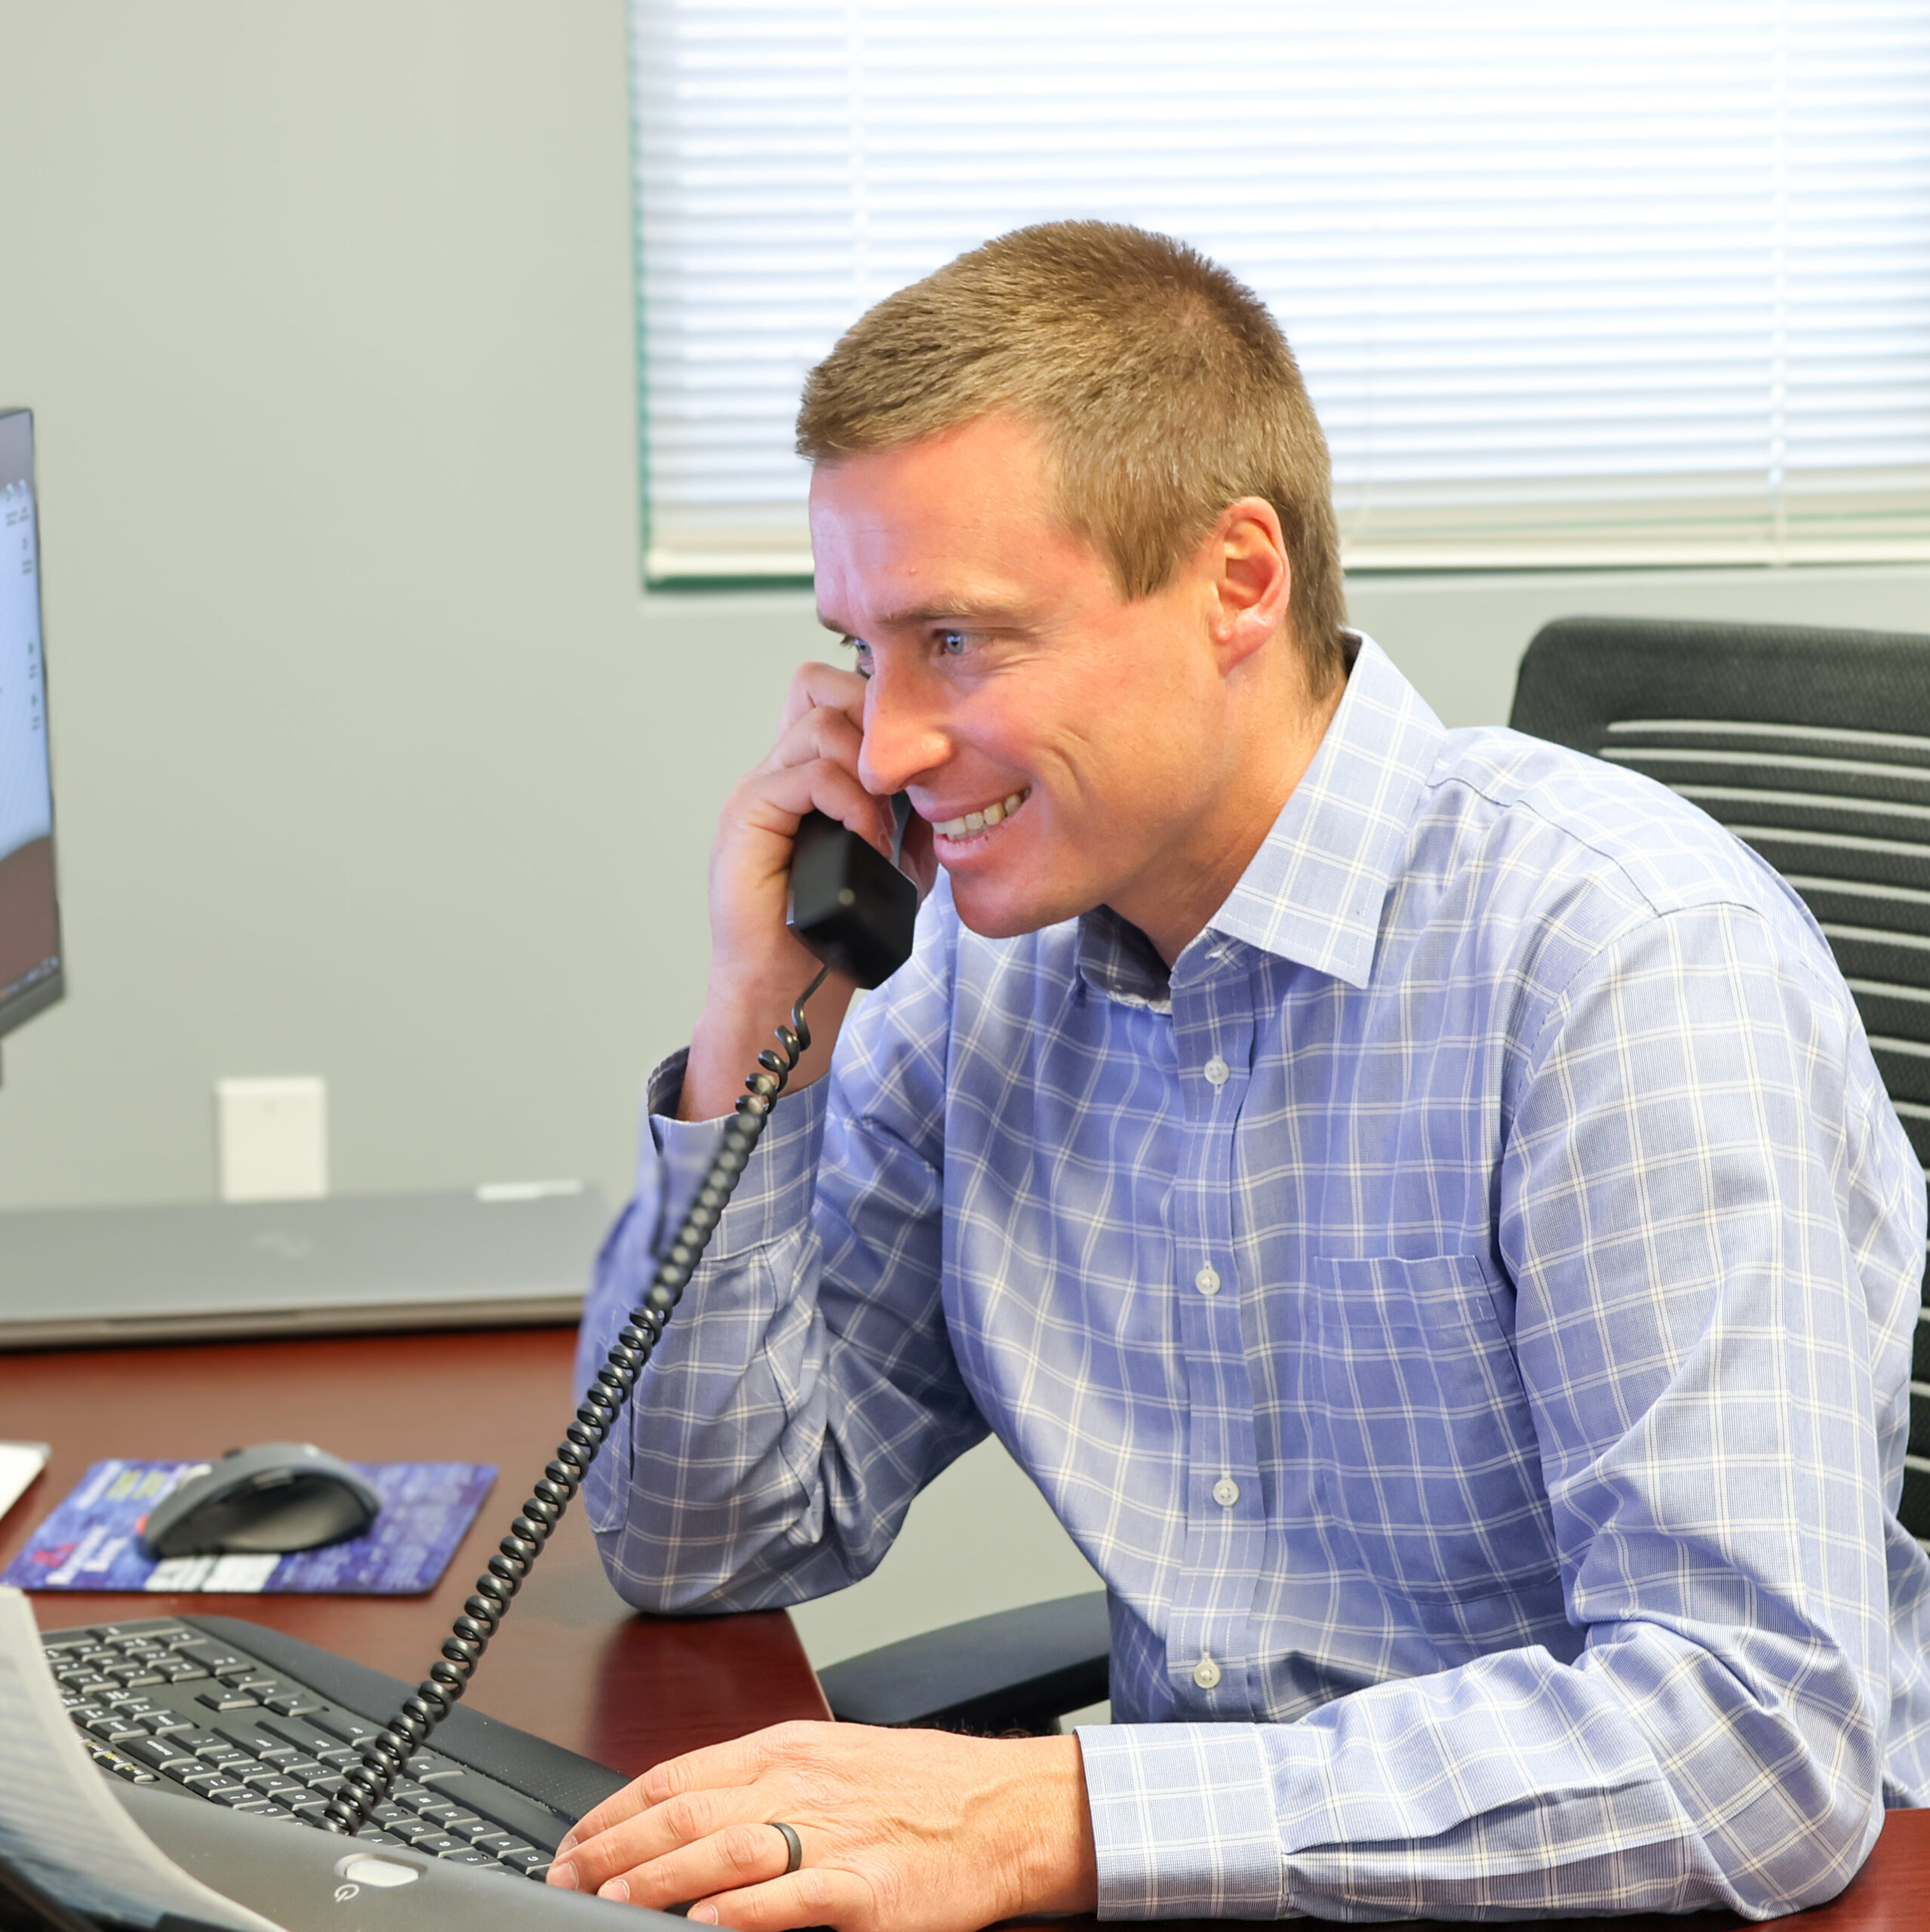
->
xmin=1212 ymin=1476 xmax=1240 ymax=1508
xmin=1193 ymin=1654 xmax=1222 ymax=1691
xmin=1194 ymin=1266 xmax=1221 ymax=1296
xmin=1203 ymin=1055 xmax=1230 ymax=1088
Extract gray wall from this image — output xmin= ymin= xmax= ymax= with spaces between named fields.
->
xmin=2 ymin=2 xmax=1925 ymax=1669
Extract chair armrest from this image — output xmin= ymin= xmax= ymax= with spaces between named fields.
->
xmin=816 ymin=1589 xmax=1110 ymax=1735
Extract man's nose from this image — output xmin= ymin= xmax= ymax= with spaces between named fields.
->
xmin=858 ymin=663 xmax=950 ymax=796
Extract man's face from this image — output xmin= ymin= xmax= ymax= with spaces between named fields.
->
xmin=809 ymin=414 xmax=1269 ymax=954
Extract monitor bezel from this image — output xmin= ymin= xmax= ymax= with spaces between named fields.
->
xmin=0 ymin=405 xmax=65 ymax=1046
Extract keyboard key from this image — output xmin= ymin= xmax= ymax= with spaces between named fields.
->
xmin=500 ymin=1850 xmax=552 ymax=1877
xmin=408 ymin=1834 xmax=461 ymax=1857
xmin=437 ymin=1848 xmax=494 ymax=1866
xmin=245 ymin=1773 xmax=306 ymax=1798
xmin=468 ymin=1834 xmax=527 ymax=1857
xmin=137 ymin=1713 xmax=195 ymax=1736
xmin=304 ymin=1772 xmax=349 ymax=1796
xmin=86 ymin=1718 xmax=146 ymax=1743
xmin=126 ymin=1739 xmax=198 ymax=1773
xmin=287 ymin=1797 xmax=330 ymax=1820
xmin=197 ymin=1690 xmax=260 ymax=1712
xmin=281 ymin=1757 xmax=327 ymax=1780
xmin=171 ymin=1643 xmax=241 ymax=1672
xmin=353 ymin=1829 xmax=406 ymax=1848
xmin=216 ymin=1727 xmax=294 ymax=1761
xmin=207 ymin=1785 xmax=260 ymax=1807
xmin=262 ymin=1693 xmax=322 ymax=1716
xmin=109 ymin=1762 xmax=158 ymax=1784
xmin=163 ymin=1663 xmax=211 ymax=1683
xmin=257 ymin=1717 xmax=343 ymax=1756
xmin=309 ymin=1712 xmax=378 ymax=1748
xmin=179 ymin=1770 xmax=229 ymax=1794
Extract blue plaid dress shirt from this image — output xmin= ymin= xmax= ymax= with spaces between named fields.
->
xmin=579 ymin=635 xmax=1930 ymax=1921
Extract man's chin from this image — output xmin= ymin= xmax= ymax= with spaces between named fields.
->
xmin=946 ymin=876 xmax=1089 ymax=943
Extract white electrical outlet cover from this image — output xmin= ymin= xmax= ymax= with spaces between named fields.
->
xmin=216 ymin=1077 xmax=328 ymax=1202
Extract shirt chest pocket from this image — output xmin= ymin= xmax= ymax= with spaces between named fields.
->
xmin=1303 ymin=1253 xmax=1558 ymax=1606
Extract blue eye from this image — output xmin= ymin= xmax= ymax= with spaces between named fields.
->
xmin=841 ymin=635 xmax=874 ymax=678
xmin=938 ymin=631 xmax=969 ymax=656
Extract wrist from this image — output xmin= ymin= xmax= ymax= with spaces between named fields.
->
xmin=681 ymin=966 xmax=857 ymax=1122
xmin=1006 ymin=1734 xmax=1099 ymax=1918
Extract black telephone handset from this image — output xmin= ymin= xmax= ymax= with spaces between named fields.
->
xmin=786 ymin=806 xmax=920 ymax=990
xmin=320 ymin=808 xmax=918 ymax=1834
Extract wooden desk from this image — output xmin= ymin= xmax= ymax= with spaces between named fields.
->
xmin=4 ymin=1327 xmax=1924 ymax=1929
xmin=0 ymin=1325 xmax=828 ymax=1773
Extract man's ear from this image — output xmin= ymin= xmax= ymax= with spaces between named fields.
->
xmin=1204 ymin=497 xmax=1292 ymax=672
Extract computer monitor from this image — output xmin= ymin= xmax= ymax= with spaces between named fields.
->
xmin=0 ymin=408 xmax=63 ymax=1072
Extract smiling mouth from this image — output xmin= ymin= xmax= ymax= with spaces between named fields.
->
xmin=931 ymin=789 xmax=1030 ymax=841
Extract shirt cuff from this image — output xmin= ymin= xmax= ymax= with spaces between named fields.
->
xmin=1076 ymin=1723 xmax=1290 ymax=1920
xmin=644 ymin=1048 xmax=829 ymax=1260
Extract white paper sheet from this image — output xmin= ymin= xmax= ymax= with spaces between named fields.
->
xmin=0 ymin=1585 xmax=284 ymax=1930
xmin=0 ymin=1441 xmax=48 ymax=1525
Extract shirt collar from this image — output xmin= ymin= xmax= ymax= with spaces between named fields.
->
xmin=1076 ymin=632 xmax=1445 ymax=1001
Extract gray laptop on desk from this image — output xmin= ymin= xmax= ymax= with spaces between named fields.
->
xmin=0 ymin=1184 xmax=608 ymax=1349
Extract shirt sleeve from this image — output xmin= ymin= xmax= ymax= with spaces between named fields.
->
xmin=575 ymin=915 xmax=991 ymax=1615
xmin=1077 ymin=900 xmax=1925 ymax=1920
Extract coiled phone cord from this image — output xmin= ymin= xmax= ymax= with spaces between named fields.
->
xmin=321 ymin=964 xmax=831 ymax=1837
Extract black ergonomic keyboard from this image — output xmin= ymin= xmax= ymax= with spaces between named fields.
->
xmin=40 ymin=1614 xmax=628 ymax=1884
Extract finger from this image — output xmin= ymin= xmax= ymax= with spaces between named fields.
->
xmin=592 ymin=1817 xmax=802 ymax=1915
xmin=758 ymin=705 xmax=873 ymax=804
xmin=681 ymin=1865 xmax=871 ymax=1932
xmin=564 ymin=1718 xmax=830 ymax=1864
xmin=553 ymin=1784 xmax=746 ymax=1890
xmin=629 ymin=1718 xmax=829 ymax=1812
xmin=776 ymin=659 xmax=868 ymax=737
xmin=733 ymin=758 xmax=896 ymax=860
xmin=557 ymin=1770 xmax=660 ymax=1857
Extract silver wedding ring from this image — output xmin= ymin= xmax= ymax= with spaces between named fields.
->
xmin=766 ymin=1820 xmax=804 ymax=1875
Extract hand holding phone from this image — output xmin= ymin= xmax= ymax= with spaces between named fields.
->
xmin=680 ymin=662 xmax=914 ymax=1121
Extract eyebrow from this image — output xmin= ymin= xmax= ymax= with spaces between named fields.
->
xmin=816 ymin=601 xmax=1026 ymax=634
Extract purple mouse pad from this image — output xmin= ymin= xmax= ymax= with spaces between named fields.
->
xmin=2 ymin=1458 xmax=496 ymax=1595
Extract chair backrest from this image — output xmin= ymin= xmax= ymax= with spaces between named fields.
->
xmin=1510 ymin=614 xmax=1930 ymax=1540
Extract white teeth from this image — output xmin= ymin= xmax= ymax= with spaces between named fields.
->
xmin=935 ymin=788 xmax=1029 ymax=840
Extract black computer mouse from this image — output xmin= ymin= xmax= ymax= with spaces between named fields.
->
xmin=140 ymin=1442 xmax=381 ymax=1558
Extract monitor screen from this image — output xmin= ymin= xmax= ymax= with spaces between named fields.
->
xmin=0 ymin=408 xmax=62 ymax=1044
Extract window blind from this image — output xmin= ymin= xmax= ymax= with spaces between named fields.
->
xmin=628 ymin=0 xmax=1930 ymax=582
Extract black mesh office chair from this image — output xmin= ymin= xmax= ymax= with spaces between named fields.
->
xmin=820 ymin=613 xmax=1930 ymax=1734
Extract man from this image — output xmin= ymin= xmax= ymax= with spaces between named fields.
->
xmin=554 ymin=223 xmax=1930 ymax=1927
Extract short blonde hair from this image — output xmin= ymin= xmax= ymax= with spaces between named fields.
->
xmin=797 ymin=220 xmax=1346 ymax=691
